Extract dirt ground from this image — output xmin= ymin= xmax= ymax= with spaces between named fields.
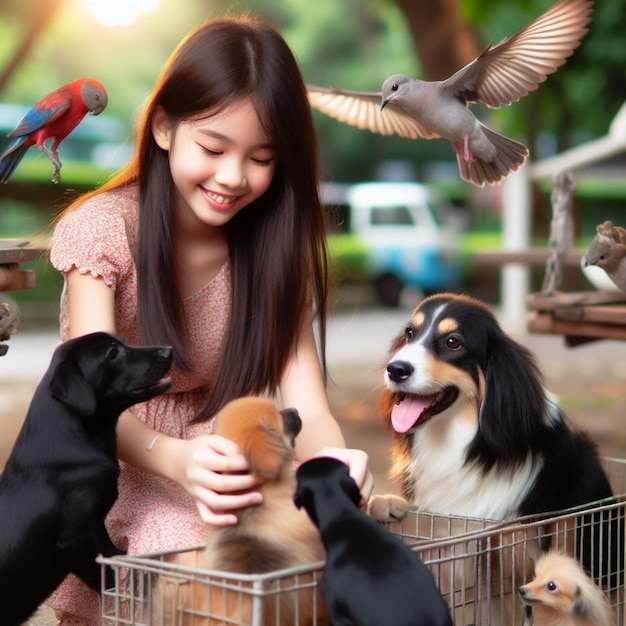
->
xmin=3 ymin=317 xmax=626 ymax=625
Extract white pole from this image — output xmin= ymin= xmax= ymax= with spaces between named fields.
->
xmin=500 ymin=166 xmax=531 ymax=335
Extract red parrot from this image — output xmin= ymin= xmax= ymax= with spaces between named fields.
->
xmin=0 ymin=78 xmax=108 ymax=184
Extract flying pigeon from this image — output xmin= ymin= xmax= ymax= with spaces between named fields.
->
xmin=307 ymin=0 xmax=594 ymax=187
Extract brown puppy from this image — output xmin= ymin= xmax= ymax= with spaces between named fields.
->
xmin=155 ymin=397 xmax=326 ymax=626
xmin=519 ymin=551 xmax=615 ymax=626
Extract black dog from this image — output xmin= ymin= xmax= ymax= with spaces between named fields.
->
xmin=294 ymin=457 xmax=452 ymax=626
xmin=0 ymin=332 xmax=172 ymax=626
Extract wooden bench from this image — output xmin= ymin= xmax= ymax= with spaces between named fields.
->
xmin=527 ymin=290 xmax=626 ymax=346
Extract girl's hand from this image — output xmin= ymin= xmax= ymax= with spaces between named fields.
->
xmin=315 ymin=446 xmax=374 ymax=509
xmin=173 ymin=435 xmax=263 ymax=526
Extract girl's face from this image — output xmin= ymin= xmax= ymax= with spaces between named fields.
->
xmin=152 ymin=98 xmax=276 ymax=228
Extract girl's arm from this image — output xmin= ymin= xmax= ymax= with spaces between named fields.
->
xmin=64 ymin=269 xmax=262 ymax=526
xmin=279 ymin=313 xmax=374 ymax=503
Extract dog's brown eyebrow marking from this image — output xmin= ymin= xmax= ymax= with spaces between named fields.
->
xmin=412 ymin=311 xmax=425 ymax=328
xmin=437 ymin=317 xmax=459 ymax=335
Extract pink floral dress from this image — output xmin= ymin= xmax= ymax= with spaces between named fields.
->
xmin=48 ymin=184 xmax=230 ymax=624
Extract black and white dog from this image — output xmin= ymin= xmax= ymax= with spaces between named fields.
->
xmin=373 ymin=293 xmax=621 ymax=585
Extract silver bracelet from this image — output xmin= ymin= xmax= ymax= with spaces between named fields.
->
xmin=147 ymin=433 xmax=163 ymax=451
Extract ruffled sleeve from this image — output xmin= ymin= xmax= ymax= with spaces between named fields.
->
xmin=50 ymin=191 xmax=135 ymax=291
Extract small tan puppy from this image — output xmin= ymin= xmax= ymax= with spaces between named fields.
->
xmin=155 ymin=397 xmax=327 ymax=626
xmin=518 ymin=551 xmax=615 ymax=626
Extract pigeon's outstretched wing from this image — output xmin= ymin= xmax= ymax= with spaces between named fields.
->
xmin=444 ymin=0 xmax=594 ymax=107
xmin=307 ymin=85 xmax=439 ymax=140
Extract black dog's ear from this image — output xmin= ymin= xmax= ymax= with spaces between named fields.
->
xmin=293 ymin=484 xmax=320 ymax=528
xmin=468 ymin=333 xmax=546 ymax=468
xmin=293 ymin=483 xmax=309 ymax=511
xmin=49 ymin=359 xmax=97 ymax=416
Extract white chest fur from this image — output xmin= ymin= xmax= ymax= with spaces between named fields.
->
xmin=409 ymin=411 xmax=541 ymax=520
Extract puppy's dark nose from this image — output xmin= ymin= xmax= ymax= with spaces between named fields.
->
xmin=280 ymin=407 xmax=302 ymax=438
xmin=386 ymin=360 xmax=414 ymax=383
xmin=518 ymin=586 xmax=528 ymax=598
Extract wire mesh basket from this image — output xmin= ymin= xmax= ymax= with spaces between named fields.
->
xmin=100 ymin=457 xmax=626 ymax=625
xmin=100 ymin=548 xmax=327 ymax=625
xmin=408 ymin=496 xmax=625 ymax=625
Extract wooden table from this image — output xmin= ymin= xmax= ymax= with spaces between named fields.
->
xmin=527 ymin=290 xmax=626 ymax=346
xmin=0 ymin=239 xmax=45 ymax=291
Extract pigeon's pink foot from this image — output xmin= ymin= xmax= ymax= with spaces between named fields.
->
xmin=452 ymin=139 xmax=474 ymax=164
xmin=463 ymin=137 xmax=473 ymax=163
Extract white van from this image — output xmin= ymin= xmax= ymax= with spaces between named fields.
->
xmin=323 ymin=181 xmax=463 ymax=307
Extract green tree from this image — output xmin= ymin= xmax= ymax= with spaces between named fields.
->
xmin=0 ymin=0 xmax=622 ymax=184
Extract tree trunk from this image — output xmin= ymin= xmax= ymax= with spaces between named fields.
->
xmin=0 ymin=0 xmax=64 ymax=95
xmin=394 ymin=0 xmax=479 ymax=81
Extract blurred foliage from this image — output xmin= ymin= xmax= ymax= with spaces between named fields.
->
xmin=0 ymin=0 xmax=623 ymax=187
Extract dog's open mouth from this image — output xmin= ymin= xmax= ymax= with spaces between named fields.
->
xmin=390 ymin=387 xmax=459 ymax=433
xmin=133 ymin=376 xmax=172 ymax=397
xmin=132 ymin=356 xmax=173 ymax=397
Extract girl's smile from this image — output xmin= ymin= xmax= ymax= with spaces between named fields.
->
xmin=202 ymin=188 xmax=240 ymax=211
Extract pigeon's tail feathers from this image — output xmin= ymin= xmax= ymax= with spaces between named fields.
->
xmin=458 ymin=126 xmax=528 ymax=187
xmin=0 ymin=141 xmax=29 ymax=183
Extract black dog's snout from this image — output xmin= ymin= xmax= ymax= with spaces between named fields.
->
xmin=386 ymin=360 xmax=414 ymax=383
xmin=145 ymin=348 xmax=174 ymax=379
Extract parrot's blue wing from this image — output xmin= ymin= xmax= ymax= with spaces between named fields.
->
xmin=7 ymin=101 xmax=71 ymax=138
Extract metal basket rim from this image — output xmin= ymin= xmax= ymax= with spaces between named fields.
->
xmin=98 ymin=548 xmax=325 ymax=582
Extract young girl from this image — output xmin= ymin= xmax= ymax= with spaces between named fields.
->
xmin=47 ymin=14 xmax=373 ymax=625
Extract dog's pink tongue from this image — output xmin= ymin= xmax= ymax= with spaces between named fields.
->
xmin=391 ymin=396 xmax=432 ymax=433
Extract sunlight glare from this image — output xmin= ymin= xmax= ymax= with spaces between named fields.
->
xmin=82 ymin=0 xmax=159 ymax=27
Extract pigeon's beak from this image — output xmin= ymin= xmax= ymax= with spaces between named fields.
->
xmin=381 ymin=98 xmax=389 ymax=111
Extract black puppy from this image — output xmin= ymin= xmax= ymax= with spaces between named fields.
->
xmin=294 ymin=457 xmax=452 ymax=626
xmin=0 ymin=332 xmax=172 ymax=626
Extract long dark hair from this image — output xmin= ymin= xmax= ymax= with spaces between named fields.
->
xmin=58 ymin=15 xmax=329 ymax=422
